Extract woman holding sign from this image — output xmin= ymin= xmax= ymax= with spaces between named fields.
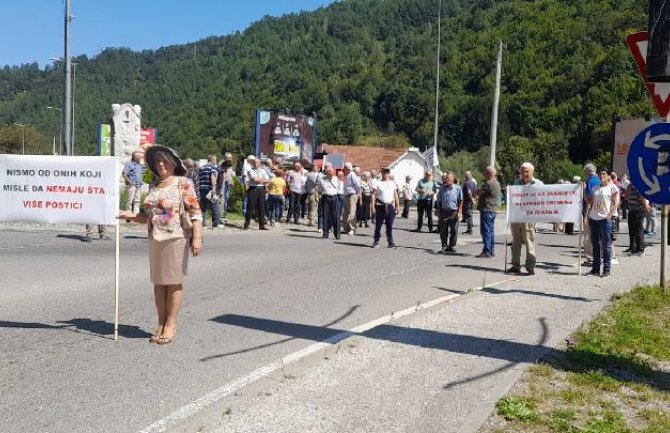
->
xmin=119 ymin=145 xmax=202 ymax=345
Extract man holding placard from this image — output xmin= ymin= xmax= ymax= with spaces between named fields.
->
xmin=508 ymin=162 xmax=543 ymax=275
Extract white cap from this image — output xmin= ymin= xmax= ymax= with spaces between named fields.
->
xmin=247 ymin=155 xmax=256 ymax=161
xmin=344 ymin=162 xmax=353 ymax=170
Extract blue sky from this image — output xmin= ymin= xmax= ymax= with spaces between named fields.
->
xmin=1 ymin=0 xmax=336 ymax=68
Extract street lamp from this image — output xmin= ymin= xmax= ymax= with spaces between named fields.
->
xmin=46 ymin=106 xmax=63 ymax=155
xmin=12 ymin=122 xmax=25 ymax=154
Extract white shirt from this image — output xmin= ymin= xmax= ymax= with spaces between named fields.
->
xmin=588 ymin=184 xmax=618 ymax=220
xmin=318 ymin=176 xmax=340 ymax=196
xmin=374 ymin=180 xmax=397 ymax=204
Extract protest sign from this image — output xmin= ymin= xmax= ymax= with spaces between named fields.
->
xmin=0 ymin=155 xmax=120 ymax=225
xmin=507 ymin=184 xmax=582 ymax=224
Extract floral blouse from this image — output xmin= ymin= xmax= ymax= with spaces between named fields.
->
xmin=144 ymin=177 xmax=201 ymax=241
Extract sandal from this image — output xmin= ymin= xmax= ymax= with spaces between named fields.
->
xmin=148 ymin=335 xmax=161 ymax=344
xmin=157 ymin=336 xmax=175 ymax=345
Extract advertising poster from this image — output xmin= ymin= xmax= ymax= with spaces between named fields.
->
xmin=507 ymin=184 xmax=582 ymax=224
xmin=0 ymin=155 xmax=120 ymax=225
xmin=255 ymin=110 xmax=316 ymax=163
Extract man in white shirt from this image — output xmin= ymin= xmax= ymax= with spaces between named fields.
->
xmin=244 ymin=158 xmax=271 ymax=230
xmin=341 ymin=162 xmax=361 ymax=235
xmin=371 ymin=168 xmax=400 ymax=248
xmin=317 ymin=166 xmax=341 ymax=240
xmin=287 ymin=162 xmax=304 ymax=224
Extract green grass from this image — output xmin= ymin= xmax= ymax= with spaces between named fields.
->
xmin=484 ymin=285 xmax=670 ymax=433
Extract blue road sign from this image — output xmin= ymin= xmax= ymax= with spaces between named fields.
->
xmin=628 ymin=122 xmax=670 ymax=204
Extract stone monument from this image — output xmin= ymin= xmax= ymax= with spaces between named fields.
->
xmin=112 ymin=103 xmax=142 ymax=165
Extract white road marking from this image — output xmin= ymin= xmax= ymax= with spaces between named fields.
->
xmin=138 ymin=278 xmax=515 ymax=433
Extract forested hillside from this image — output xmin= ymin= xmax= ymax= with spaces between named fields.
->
xmin=0 ymin=0 xmax=653 ymax=180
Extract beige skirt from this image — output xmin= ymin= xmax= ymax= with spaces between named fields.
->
xmin=149 ymin=237 xmax=189 ymax=285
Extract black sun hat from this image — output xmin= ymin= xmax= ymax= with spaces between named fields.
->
xmin=144 ymin=145 xmax=187 ymax=177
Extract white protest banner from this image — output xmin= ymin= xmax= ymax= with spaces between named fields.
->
xmin=507 ymin=183 xmax=582 ymax=224
xmin=0 ymin=155 xmax=120 ymax=225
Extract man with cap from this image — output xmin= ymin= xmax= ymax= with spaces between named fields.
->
xmin=341 ymin=162 xmax=361 ymax=235
xmin=199 ymin=154 xmax=222 ymax=229
xmin=244 ymin=156 xmax=270 ymax=230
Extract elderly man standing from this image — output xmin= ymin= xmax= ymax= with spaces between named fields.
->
xmin=122 ymin=151 xmax=144 ymax=214
xmin=287 ymin=162 xmax=304 ymax=225
xmin=341 ymin=162 xmax=361 ymax=235
xmin=318 ymin=166 xmax=341 ymax=240
xmin=436 ymin=172 xmax=463 ymax=253
xmin=199 ymin=154 xmax=222 ymax=229
xmin=413 ymin=170 xmax=438 ymax=232
xmin=475 ymin=166 xmax=501 ymax=258
xmin=508 ymin=162 xmax=543 ymax=275
xmin=244 ymin=157 xmax=270 ymax=230
xmin=462 ymin=171 xmax=477 ymax=234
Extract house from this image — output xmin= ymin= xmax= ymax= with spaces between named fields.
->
xmin=319 ymin=144 xmax=433 ymax=190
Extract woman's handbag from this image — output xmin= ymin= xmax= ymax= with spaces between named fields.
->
xmin=178 ymin=178 xmax=194 ymax=234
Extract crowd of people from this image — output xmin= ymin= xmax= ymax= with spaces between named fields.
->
xmin=115 ymin=145 xmax=660 ymax=345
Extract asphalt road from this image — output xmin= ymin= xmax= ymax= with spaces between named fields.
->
xmin=0 ymin=215 xmax=643 ymax=433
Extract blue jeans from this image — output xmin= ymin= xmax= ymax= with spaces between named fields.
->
xmin=268 ymin=195 xmax=284 ymax=223
xmin=480 ymin=211 xmax=496 ymax=255
xmin=589 ymin=217 xmax=612 ymax=273
xmin=199 ymin=190 xmax=221 ymax=228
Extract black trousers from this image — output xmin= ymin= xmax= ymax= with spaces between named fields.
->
xmin=244 ymin=187 xmax=266 ymax=228
xmin=402 ymin=199 xmax=411 ymax=218
xmin=462 ymin=203 xmax=473 ymax=232
xmin=438 ymin=209 xmax=458 ymax=248
xmin=628 ymin=210 xmax=645 ymax=252
xmin=416 ymin=199 xmax=434 ymax=231
xmin=289 ymin=191 xmax=302 ymax=223
xmin=322 ymin=196 xmax=340 ymax=239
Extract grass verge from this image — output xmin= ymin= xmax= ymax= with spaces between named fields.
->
xmin=480 ymin=285 xmax=670 ymax=433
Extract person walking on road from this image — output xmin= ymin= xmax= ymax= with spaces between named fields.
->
xmin=462 ymin=171 xmax=476 ymax=234
xmin=118 ymin=145 xmax=202 ymax=345
xmin=341 ymin=162 xmax=361 ymax=235
xmin=304 ymin=164 xmax=319 ymax=227
xmin=318 ymin=166 xmax=341 ymax=240
xmin=475 ymin=166 xmax=501 ymax=258
xmin=582 ymin=163 xmax=600 ymax=265
xmin=413 ymin=170 xmax=438 ymax=233
xmin=508 ymin=162 xmax=543 ymax=275
xmin=244 ymin=157 xmax=270 ymax=230
xmin=586 ymin=170 xmax=619 ymax=278
xmin=357 ymin=171 xmax=372 ymax=228
xmin=436 ymin=172 xmax=463 ymax=254
xmin=267 ymin=169 xmax=287 ymax=227
xmin=372 ymin=168 xmax=400 ymax=248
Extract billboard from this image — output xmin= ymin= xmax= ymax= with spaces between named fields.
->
xmin=612 ymin=118 xmax=660 ymax=176
xmin=255 ymin=110 xmax=316 ymax=163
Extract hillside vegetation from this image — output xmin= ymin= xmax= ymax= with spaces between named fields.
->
xmin=0 ymin=0 xmax=652 ymax=180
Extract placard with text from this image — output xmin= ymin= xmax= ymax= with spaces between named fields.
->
xmin=507 ymin=184 xmax=582 ymax=224
xmin=0 ymin=155 xmax=120 ymax=224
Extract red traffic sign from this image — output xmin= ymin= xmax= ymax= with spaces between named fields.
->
xmin=627 ymin=32 xmax=670 ymax=118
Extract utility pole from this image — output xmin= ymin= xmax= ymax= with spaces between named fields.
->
xmin=63 ymin=0 xmax=73 ymax=156
xmin=432 ymin=0 xmax=442 ymax=155
xmin=489 ymin=41 xmax=504 ymax=168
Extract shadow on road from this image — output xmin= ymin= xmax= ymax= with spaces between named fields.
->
xmin=55 ymin=234 xmax=91 ymax=242
xmin=200 ymin=306 xmax=361 ymax=362
xmin=207 ymin=313 xmax=670 ymax=393
xmin=433 ymin=286 xmax=593 ymax=302
xmin=0 ymin=319 xmax=151 ymax=340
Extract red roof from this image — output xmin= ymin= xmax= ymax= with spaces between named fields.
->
xmin=320 ymin=144 xmax=407 ymax=173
